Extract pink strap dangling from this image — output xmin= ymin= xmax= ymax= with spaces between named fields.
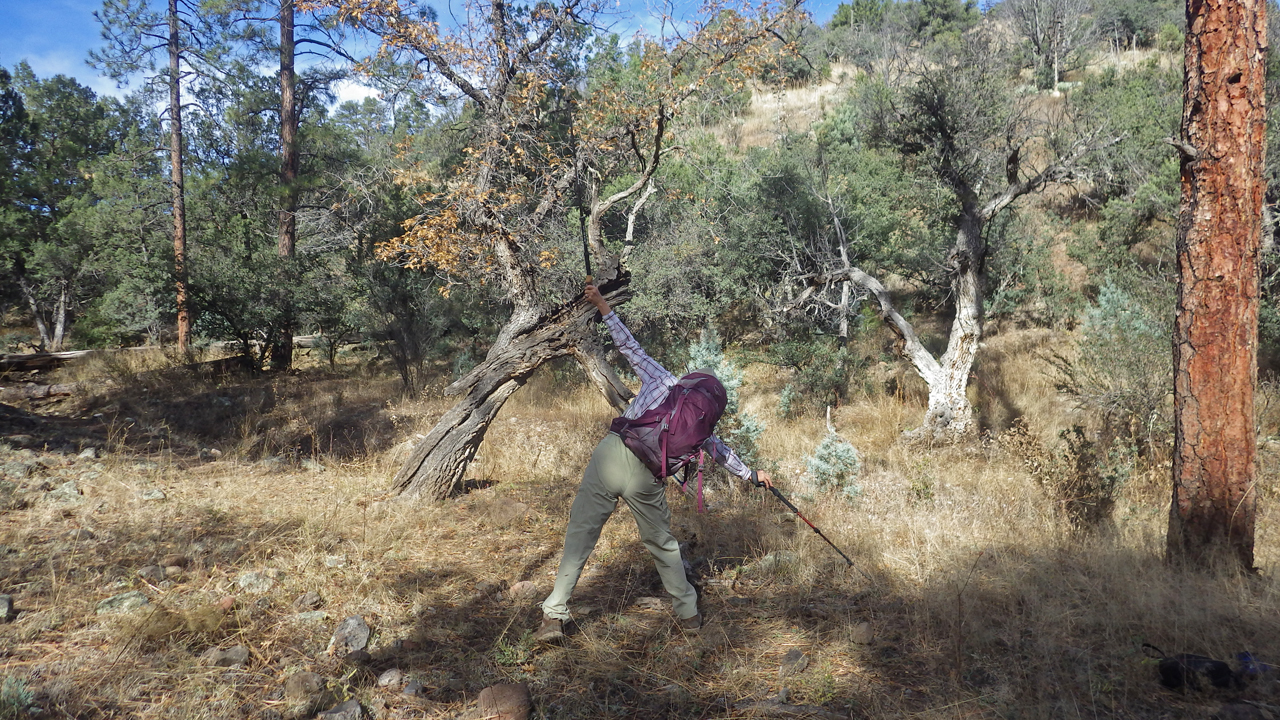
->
xmin=695 ymin=449 xmax=706 ymax=514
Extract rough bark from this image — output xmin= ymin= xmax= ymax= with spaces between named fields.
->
xmin=914 ymin=210 xmax=986 ymax=441
xmin=1168 ymin=0 xmax=1265 ymax=570
xmin=169 ymin=0 xmax=190 ymax=354
xmin=50 ymin=281 xmax=69 ymax=353
xmin=569 ymin=338 xmax=635 ymax=412
xmin=392 ymin=277 xmax=631 ymax=499
xmin=20 ymin=281 xmax=52 ymax=352
xmin=271 ymin=0 xmax=298 ymax=371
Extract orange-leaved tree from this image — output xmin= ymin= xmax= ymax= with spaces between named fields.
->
xmin=306 ymin=0 xmax=801 ymax=498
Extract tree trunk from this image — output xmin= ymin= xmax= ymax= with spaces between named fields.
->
xmin=911 ymin=210 xmax=984 ymax=442
xmin=570 ymin=338 xmax=634 ymax=412
xmin=1167 ymin=0 xmax=1265 ymax=570
xmin=837 ymin=279 xmax=851 ymax=343
xmin=50 ymin=280 xmax=69 ymax=352
xmin=169 ymin=0 xmax=190 ymax=354
xmin=393 ymin=279 xmax=631 ymax=499
xmin=20 ymin=280 xmax=52 ymax=351
xmin=272 ymin=0 xmax=298 ymax=371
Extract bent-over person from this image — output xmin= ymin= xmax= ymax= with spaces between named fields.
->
xmin=534 ymin=283 xmax=773 ymax=642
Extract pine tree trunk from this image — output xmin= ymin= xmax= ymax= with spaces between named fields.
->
xmin=272 ymin=0 xmax=298 ymax=371
xmin=1168 ymin=0 xmax=1265 ymax=570
xmin=169 ymin=0 xmax=190 ymax=354
xmin=393 ymin=281 xmax=631 ymax=499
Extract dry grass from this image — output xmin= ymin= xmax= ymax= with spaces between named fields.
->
xmin=719 ymin=63 xmax=859 ymax=149
xmin=1 ymin=336 xmax=1279 ymax=719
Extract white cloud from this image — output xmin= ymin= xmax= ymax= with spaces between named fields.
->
xmin=0 ymin=48 xmax=126 ymax=99
xmin=331 ymin=77 xmax=380 ymax=107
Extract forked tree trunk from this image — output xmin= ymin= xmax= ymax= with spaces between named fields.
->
xmin=20 ymin=281 xmax=52 ymax=352
xmin=50 ymin=281 xmax=69 ymax=352
xmin=1167 ymin=0 xmax=1265 ymax=570
xmin=911 ymin=211 xmax=985 ymax=442
xmin=393 ymin=278 xmax=632 ymax=499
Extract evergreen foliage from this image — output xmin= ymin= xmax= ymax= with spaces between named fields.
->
xmin=1055 ymin=276 xmax=1174 ymax=447
xmin=0 ymin=676 xmax=33 ymax=720
xmin=806 ymin=431 xmax=862 ymax=500
xmin=686 ymin=327 xmax=765 ymax=471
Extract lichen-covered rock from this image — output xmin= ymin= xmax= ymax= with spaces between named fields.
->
xmin=96 ymin=591 xmax=149 ymax=614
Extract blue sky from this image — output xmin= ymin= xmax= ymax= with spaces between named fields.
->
xmin=1 ymin=0 xmax=844 ymax=102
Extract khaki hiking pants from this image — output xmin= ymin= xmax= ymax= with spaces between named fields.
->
xmin=542 ymin=432 xmax=698 ymax=621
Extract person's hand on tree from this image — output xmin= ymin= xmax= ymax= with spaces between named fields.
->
xmin=585 ymin=282 xmax=611 ymax=316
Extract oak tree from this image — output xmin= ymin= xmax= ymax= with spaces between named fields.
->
xmin=310 ymin=0 xmax=800 ymax=498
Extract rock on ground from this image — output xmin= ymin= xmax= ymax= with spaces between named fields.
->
xmin=201 ymin=645 xmax=250 ymax=668
xmin=317 ymin=699 xmax=361 ymax=720
xmin=283 ymin=671 xmax=334 ymax=719
xmin=328 ymin=616 xmax=371 ymax=656
xmin=49 ymin=480 xmax=82 ymax=503
xmin=96 ymin=591 xmax=149 ymax=614
xmin=0 ymin=594 xmax=15 ymax=622
xmin=377 ymin=668 xmax=404 ymax=688
xmin=478 ymin=684 xmax=531 ymax=720
xmin=779 ymin=649 xmax=809 ymax=678
xmin=506 ymin=581 xmax=539 ymax=602
xmin=236 ymin=571 xmax=276 ymax=594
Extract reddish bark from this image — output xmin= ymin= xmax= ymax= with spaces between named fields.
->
xmin=169 ymin=0 xmax=190 ymax=354
xmin=272 ymin=0 xmax=298 ymax=371
xmin=1169 ymin=0 xmax=1266 ymax=569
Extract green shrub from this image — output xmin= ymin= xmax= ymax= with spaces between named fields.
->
xmin=1053 ymin=275 xmax=1173 ymax=450
xmin=999 ymin=419 xmax=1134 ymax=530
xmin=769 ymin=337 xmax=861 ymax=418
xmin=687 ymin=327 xmax=765 ymax=470
xmin=0 ymin=676 xmax=34 ymax=720
xmin=806 ymin=431 xmax=862 ymax=500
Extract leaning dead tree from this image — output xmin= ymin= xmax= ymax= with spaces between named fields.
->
xmin=1167 ymin=0 xmax=1265 ymax=570
xmin=313 ymin=0 xmax=800 ymax=498
xmin=777 ymin=32 xmax=1118 ymax=441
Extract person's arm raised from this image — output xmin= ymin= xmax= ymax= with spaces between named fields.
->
xmin=584 ymin=282 xmax=612 ymax=317
xmin=586 ymin=282 xmax=675 ymax=388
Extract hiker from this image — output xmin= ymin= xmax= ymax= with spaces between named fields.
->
xmin=535 ymin=282 xmax=773 ymax=642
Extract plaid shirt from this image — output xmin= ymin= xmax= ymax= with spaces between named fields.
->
xmin=603 ymin=311 xmax=752 ymax=480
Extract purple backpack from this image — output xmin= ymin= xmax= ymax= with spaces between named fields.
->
xmin=609 ymin=372 xmax=728 ymax=510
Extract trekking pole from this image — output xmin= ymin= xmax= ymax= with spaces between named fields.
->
xmin=581 ymin=207 xmax=592 ymax=284
xmin=754 ymin=475 xmax=872 ymax=582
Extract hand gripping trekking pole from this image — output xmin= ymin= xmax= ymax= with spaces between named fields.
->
xmin=753 ymin=472 xmax=872 ymax=582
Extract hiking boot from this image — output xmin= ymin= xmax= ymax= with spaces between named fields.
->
xmin=533 ymin=615 xmax=564 ymax=643
xmin=678 ymin=613 xmax=702 ymax=631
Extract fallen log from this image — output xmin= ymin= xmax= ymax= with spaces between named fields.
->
xmin=0 ymin=355 xmax=253 ymax=403
xmin=0 ymin=351 xmax=98 ymax=372
xmin=0 ymin=383 xmax=83 ymax=402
